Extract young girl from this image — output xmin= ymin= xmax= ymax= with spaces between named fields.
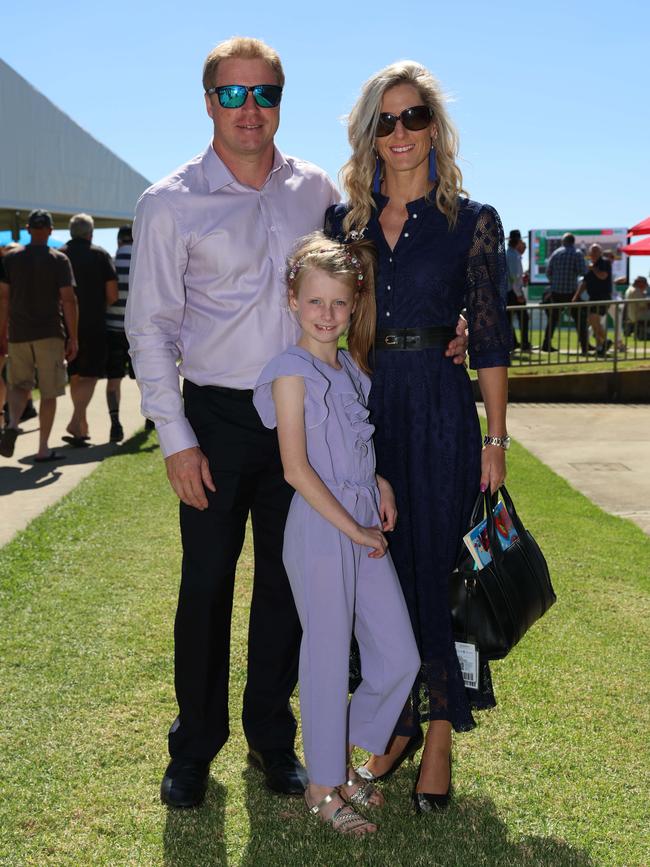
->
xmin=253 ymin=232 xmax=420 ymax=836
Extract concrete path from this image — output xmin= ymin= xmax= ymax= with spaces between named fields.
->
xmin=0 ymin=378 xmax=148 ymax=546
xmin=479 ymin=403 xmax=650 ymax=535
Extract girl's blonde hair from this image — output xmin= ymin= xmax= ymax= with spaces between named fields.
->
xmin=340 ymin=60 xmax=467 ymax=237
xmin=287 ymin=231 xmax=376 ymax=374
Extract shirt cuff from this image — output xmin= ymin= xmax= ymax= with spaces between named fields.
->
xmin=156 ymin=417 xmax=199 ymax=458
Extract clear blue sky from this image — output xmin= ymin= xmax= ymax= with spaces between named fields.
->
xmin=3 ymin=0 xmax=649 ymax=274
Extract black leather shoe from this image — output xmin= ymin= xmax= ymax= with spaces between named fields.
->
xmin=412 ymin=755 xmax=452 ymax=814
xmin=160 ymin=758 xmax=209 ymax=808
xmin=247 ymin=747 xmax=308 ymax=795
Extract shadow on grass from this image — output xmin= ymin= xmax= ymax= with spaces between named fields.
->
xmin=238 ymin=766 xmax=595 ymax=867
xmin=162 ymin=778 xmax=227 ymax=867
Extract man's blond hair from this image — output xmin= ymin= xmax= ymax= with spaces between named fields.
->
xmin=202 ymin=37 xmax=285 ymax=91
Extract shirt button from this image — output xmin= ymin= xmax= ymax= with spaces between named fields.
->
xmin=270 ymin=226 xmax=276 ymax=232
xmin=413 ymin=213 xmax=418 ymax=219
xmin=386 ymin=311 xmax=391 ymax=317
xmin=404 ymin=232 xmax=409 ymax=238
xmin=387 ymin=285 xmax=391 ymax=291
xmin=389 ymin=257 xmax=393 ymax=263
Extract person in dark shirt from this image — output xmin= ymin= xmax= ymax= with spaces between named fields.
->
xmin=543 ymin=233 xmax=588 ymax=353
xmin=0 ymin=210 xmax=78 ymax=461
xmin=60 ymin=213 xmax=118 ymax=444
xmin=575 ymin=243 xmax=612 ymax=356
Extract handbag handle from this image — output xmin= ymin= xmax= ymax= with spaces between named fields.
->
xmin=484 ymin=484 xmax=526 ymax=565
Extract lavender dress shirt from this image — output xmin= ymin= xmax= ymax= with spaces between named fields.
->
xmin=125 ymin=143 xmax=339 ymax=458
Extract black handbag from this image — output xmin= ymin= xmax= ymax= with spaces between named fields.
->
xmin=449 ymin=485 xmax=556 ymax=660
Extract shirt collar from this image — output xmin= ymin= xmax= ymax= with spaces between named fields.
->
xmin=202 ymin=142 xmax=292 ymax=193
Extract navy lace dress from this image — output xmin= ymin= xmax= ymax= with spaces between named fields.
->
xmin=325 ymin=194 xmax=513 ymax=733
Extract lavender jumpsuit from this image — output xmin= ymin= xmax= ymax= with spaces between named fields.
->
xmin=254 ymin=346 xmax=420 ymax=787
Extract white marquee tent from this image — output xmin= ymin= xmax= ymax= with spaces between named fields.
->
xmin=0 ymin=58 xmax=150 ymax=238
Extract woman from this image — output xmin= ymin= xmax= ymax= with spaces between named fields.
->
xmin=324 ymin=61 xmax=512 ymax=812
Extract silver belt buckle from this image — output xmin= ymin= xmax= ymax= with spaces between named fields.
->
xmin=384 ymin=334 xmax=399 ymax=346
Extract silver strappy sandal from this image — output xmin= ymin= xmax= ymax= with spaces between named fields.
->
xmin=307 ymin=789 xmax=377 ymax=835
xmin=340 ymin=773 xmax=383 ymax=809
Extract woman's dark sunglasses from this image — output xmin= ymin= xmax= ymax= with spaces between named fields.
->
xmin=375 ymin=105 xmax=433 ymax=137
xmin=205 ymin=84 xmax=283 ymax=109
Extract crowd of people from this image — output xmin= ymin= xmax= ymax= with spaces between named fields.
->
xmin=504 ymin=229 xmax=650 ymax=355
xmin=0 ymin=215 xmax=144 ymax=462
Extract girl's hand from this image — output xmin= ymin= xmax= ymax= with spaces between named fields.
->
xmin=480 ymin=445 xmax=506 ymax=494
xmin=376 ymin=474 xmax=397 ymax=531
xmin=352 ymin=524 xmax=388 ymax=558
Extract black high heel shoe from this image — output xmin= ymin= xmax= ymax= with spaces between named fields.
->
xmin=411 ymin=754 xmax=452 ymax=813
xmin=355 ymin=727 xmax=424 ymax=783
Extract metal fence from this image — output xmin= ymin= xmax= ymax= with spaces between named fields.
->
xmin=506 ymin=298 xmax=650 ymax=371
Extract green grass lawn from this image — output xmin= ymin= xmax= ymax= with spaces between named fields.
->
xmin=1 ymin=428 xmax=648 ymax=866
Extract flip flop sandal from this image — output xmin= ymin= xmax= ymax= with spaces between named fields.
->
xmin=62 ymin=435 xmax=90 ymax=448
xmin=33 ymin=451 xmax=66 ymax=463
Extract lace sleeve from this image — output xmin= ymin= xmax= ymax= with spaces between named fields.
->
xmin=465 ymin=205 xmax=513 ymax=369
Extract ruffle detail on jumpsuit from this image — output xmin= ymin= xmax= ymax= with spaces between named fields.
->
xmin=337 ymin=354 xmax=374 ymax=452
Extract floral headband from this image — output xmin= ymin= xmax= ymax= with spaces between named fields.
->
xmin=288 ymin=248 xmax=364 ymax=284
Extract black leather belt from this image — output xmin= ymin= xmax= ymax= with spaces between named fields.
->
xmin=375 ymin=326 xmax=456 ymax=351
xmin=203 ymin=384 xmax=254 ymax=398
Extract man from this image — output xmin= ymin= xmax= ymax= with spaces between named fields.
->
xmin=505 ymin=229 xmax=531 ymax=351
xmin=126 ymin=37 xmax=467 ymax=809
xmin=1 ymin=241 xmax=38 ymax=429
xmin=542 ymin=232 xmax=588 ymax=353
xmin=574 ymin=244 xmax=612 ymax=356
xmin=0 ymin=210 xmax=78 ymax=461
xmin=61 ymin=214 xmax=118 ymax=445
xmin=105 ymin=225 xmax=134 ymax=442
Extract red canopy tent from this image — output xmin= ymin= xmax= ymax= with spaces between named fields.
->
xmin=621 ymin=236 xmax=650 ymax=255
xmin=628 ymin=216 xmax=650 ymax=236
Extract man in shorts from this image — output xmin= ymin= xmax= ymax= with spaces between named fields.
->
xmin=0 ymin=210 xmax=78 ymax=462
xmin=60 ymin=214 xmax=118 ymax=445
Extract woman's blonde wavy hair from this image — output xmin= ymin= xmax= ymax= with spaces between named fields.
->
xmin=340 ymin=60 xmax=467 ymax=237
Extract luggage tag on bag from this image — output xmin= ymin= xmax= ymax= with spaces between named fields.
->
xmin=455 ymin=641 xmax=479 ymax=690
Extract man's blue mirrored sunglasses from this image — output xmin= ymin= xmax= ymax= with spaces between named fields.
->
xmin=206 ymin=84 xmax=283 ymax=109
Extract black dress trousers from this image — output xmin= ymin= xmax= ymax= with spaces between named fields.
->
xmin=168 ymin=380 xmax=300 ymax=762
